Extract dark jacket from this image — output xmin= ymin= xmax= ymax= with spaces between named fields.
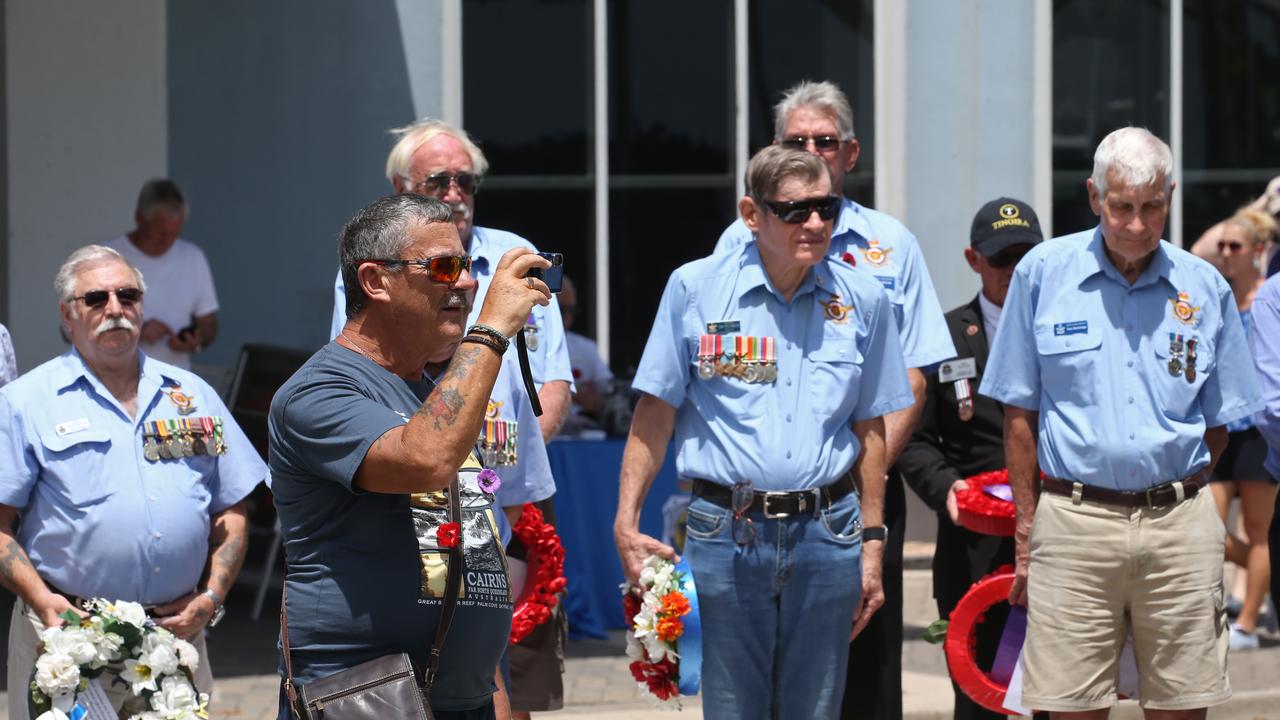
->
xmin=898 ymin=294 xmax=1014 ymax=614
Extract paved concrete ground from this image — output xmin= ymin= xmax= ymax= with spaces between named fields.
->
xmin=2 ymin=566 xmax=1277 ymax=719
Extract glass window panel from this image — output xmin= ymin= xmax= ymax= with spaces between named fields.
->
xmin=609 ymin=0 xmax=733 ymax=175
xmin=608 ymin=188 xmax=738 ymax=375
xmin=463 ymin=0 xmax=591 ymax=175
xmin=1052 ymin=0 xmax=1169 ymax=235
xmin=471 ymin=188 xmax=596 ymax=333
xmin=1181 ymin=0 xmax=1280 ymax=240
xmin=749 ymin=0 xmax=875 ymax=203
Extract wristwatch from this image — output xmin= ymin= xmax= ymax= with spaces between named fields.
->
xmin=202 ymin=588 xmax=226 ymax=627
xmin=861 ymin=526 xmax=888 ymax=542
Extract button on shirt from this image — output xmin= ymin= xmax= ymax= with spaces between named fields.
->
xmin=715 ymin=197 xmax=955 ymax=370
xmin=980 ymin=228 xmax=1262 ymax=490
xmin=0 ymin=350 xmax=265 ymax=604
xmin=633 ymin=243 xmax=914 ymax=489
xmin=1250 ymin=275 xmax=1280 ymax=480
xmin=329 ymin=226 xmax=574 ymax=390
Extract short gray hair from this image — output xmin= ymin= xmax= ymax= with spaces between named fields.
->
xmin=773 ymin=80 xmax=855 ymax=141
xmin=54 ymin=245 xmax=147 ymax=303
xmin=1091 ymin=127 xmax=1173 ymax=196
xmin=384 ymin=119 xmax=490 ymax=185
xmin=136 ymin=178 xmax=186 ymax=218
xmin=340 ymin=194 xmax=455 ymax=318
xmin=745 ymin=145 xmax=829 ymax=206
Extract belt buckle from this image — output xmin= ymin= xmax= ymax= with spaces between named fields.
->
xmin=762 ymin=491 xmax=793 ymax=519
xmin=1144 ymin=485 xmax=1170 ymax=509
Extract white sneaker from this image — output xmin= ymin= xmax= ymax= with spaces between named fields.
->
xmin=1228 ymin=623 xmax=1260 ymax=651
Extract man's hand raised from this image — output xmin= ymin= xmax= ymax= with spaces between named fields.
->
xmin=474 ymin=248 xmax=552 ymax=338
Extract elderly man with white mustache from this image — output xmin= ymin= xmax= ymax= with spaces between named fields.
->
xmin=0 ymin=245 xmax=265 ymax=719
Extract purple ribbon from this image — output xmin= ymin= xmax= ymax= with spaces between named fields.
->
xmin=990 ymin=605 xmax=1026 ymax=685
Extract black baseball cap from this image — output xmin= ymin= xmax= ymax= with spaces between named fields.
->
xmin=970 ymin=197 xmax=1044 ymax=255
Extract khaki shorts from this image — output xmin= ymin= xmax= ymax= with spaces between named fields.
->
xmin=1022 ymin=489 xmax=1230 ymax=712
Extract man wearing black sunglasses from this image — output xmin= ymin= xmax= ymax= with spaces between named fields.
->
xmin=0 ymin=245 xmax=265 ymax=719
xmin=897 ymin=197 xmax=1043 ymax=720
xmin=715 ymin=80 xmax=954 ymax=720
xmin=616 ymin=146 xmax=914 ymax=719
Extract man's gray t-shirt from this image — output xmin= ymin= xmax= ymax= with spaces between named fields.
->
xmin=268 ymin=343 xmax=512 ymax=711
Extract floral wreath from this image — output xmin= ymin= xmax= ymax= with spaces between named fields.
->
xmin=28 ymin=599 xmax=208 ymax=720
xmin=953 ymin=469 xmax=1019 ymax=536
xmin=508 ymin=502 xmax=567 ymax=645
xmin=942 ymin=566 xmax=1018 ymax=716
xmin=621 ymin=555 xmax=701 ymax=709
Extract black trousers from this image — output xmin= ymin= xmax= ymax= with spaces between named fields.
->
xmin=1272 ymin=485 xmax=1280 ymax=607
xmin=840 ymin=474 xmax=905 ymax=720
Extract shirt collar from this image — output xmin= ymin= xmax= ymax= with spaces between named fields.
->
xmin=1081 ymin=227 xmax=1174 ymax=290
xmin=737 ymin=242 xmax=823 ymax=304
xmin=467 ymin=227 xmax=492 ymax=276
xmin=54 ymin=348 xmax=178 ymax=415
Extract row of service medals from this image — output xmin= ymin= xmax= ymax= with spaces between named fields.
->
xmin=479 ymin=418 xmax=518 ymax=467
xmin=142 ymin=416 xmax=226 ymax=461
xmin=1167 ymin=333 xmax=1198 ymax=383
xmin=697 ymin=335 xmax=778 ymax=384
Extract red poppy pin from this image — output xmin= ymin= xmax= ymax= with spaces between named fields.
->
xmin=437 ymin=522 xmax=461 ymax=549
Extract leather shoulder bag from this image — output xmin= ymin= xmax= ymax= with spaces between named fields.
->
xmin=282 ymin=474 xmax=464 ymax=719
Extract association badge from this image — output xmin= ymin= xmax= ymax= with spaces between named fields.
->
xmin=823 ymin=296 xmax=853 ymax=324
xmin=861 ymin=239 xmax=892 ymax=267
xmin=162 ymin=384 xmax=197 ymax=415
xmin=1169 ymin=291 xmax=1200 ymax=325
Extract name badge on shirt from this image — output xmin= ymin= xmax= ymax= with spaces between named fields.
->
xmin=875 ymin=275 xmax=896 ymax=290
xmin=706 ymin=321 xmax=740 ymax=335
xmin=1053 ymin=320 xmax=1088 ymax=336
xmin=938 ymin=358 xmax=978 ymax=384
xmin=55 ymin=418 xmax=91 ymax=436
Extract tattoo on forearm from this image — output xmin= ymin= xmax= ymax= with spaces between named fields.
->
xmin=417 ymin=388 xmax=466 ymax=430
xmin=444 ymin=347 xmax=481 ymax=380
xmin=0 ymin=537 xmax=34 ymax=584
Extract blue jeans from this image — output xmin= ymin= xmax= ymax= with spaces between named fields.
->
xmin=683 ymin=490 xmax=864 ymax=720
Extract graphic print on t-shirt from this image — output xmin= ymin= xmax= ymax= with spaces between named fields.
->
xmin=410 ymin=465 xmax=512 ymax=610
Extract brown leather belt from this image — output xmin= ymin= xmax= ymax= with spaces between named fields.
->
xmin=1041 ymin=470 xmax=1209 ymax=508
xmin=692 ymin=473 xmax=856 ymax=518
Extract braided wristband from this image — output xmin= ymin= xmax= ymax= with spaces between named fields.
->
xmin=461 ymin=334 xmax=505 ymax=356
xmin=467 ymin=324 xmax=511 ymax=353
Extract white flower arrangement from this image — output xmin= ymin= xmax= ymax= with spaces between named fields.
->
xmin=620 ymin=555 xmax=692 ymax=710
xmin=28 ymin=599 xmax=208 ymax=720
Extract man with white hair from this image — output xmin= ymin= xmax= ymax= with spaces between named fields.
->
xmin=0 ymin=245 xmax=264 ymax=718
xmin=328 ymin=120 xmax=574 ymax=716
xmin=716 ymin=80 xmax=953 ymax=720
xmin=981 ymin=127 xmax=1261 ymax=718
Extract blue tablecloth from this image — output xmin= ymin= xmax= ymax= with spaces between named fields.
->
xmin=547 ymin=438 xmax=678 ymax=639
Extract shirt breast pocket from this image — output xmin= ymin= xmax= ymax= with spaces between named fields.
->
xmin=1034 ymin=327 xmax=1103 ymax=406
xmin=1153 ymin=340 xmax=1214 ymax=420
xmin=808 ymin=345 xmax=864 ymax=420
xmin=38 ymin=431 xmax=114 ymax=505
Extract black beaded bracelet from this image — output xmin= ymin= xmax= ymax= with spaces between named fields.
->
xmin=461 ymin=334 xmax=505 ymax=356
xmin=466 ymin=324 xmax=511 ymax=353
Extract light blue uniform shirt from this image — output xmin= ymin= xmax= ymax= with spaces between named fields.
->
xmin=330 ymin=226 xmax=574 ymax=391
xmin=715 ymin=197 xmax=955 ymax=370
xmin=980 ymin=228 xmax=1263 ymax=490
xmin=1249 ymin=275 xmax=1280 ymax=480
xmin=633 ymin=243 xmax=914 ymax=490
xmin=0 ymin=350 xmax=265 ymax=604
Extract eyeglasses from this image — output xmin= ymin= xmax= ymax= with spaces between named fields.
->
xmin=71 ymin=287 xmax=142 ymax=309
xmin=985 ymin=247 xmax=1032 ymax=269
xmin=762 ymin=195 xmax=841 ymax=224
xmin=780 ymin=135 xmax=843 ymax=152
xmin=730 ymin=483 xmax=756 ymax=546
xmin=1217 ymin=240 xmax=1245 ymax=253
xmin=413 ymin=172 xmax=481 ymax=196
xmin=363 ymin=255 xmax=474 ymax=284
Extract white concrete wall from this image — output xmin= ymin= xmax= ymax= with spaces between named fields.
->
xmin=5 ymin=0 xmax=167 ymax=371
xmin=895 ymin=0 xmax=1046 ymax=315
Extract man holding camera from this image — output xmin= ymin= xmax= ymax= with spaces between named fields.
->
xmin=616 ymin=145 xmax=913 ymax=719
xmin=328 ymin=119 xmax=574 ymax=717
xmin=273 ymin=193 xmax=555 ymax=719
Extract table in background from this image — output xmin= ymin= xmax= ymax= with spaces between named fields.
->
xmin=547 ymin=438 xmax=678 ymax=639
